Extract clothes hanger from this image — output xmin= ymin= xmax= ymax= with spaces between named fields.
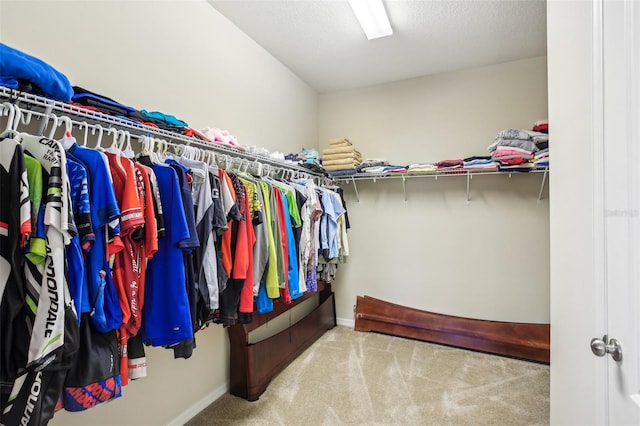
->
xmin=92 ymin=124 xmax=104 ymax=149
xmin=161 ymin=139 xmax=170 ymax=158
xmin=46 ymin=113 xmax=59 ymax=139
xmin=183 ymin=145 xmax=196 ymax=160
xmin=105 ymin=128 xmax=122 ymax=154
xmin=174 ymin=143 xmax=185 ymax=158
xmin=122 ymin=131 xmax=135 ymax=159
xmin=250 ymin=161 xmax=262 ymax=177
xmin=1 ymin=102 xmax=17 ymax=137
xmin=59 ymin=116 xmax=76 ymax=150
xmin=171 ymin=143 xmax=182 ymax=158
xmin=153 ymin=138 xmax=168 ymax=163
xmin=262 ymin=163 xmax=271 ymax=179
xmin=147 ymin=137 xmax=160 ymax=163
xmin=233 ymin=157 xmax=244 ymax=173
xmin=220 ymin=154 xmax=230 ymax=170
xmin=146 ymin=136 xmax=155 ymax=158
xmin=19 ymin=108 xmax=33 ymax=128
xmin=206 ymin=150 xmax=217 ymax=167
xmin=140 ymin=135 xmax=150 ymax=156
xmin=79 ymin=121 xmax=90 ymax=147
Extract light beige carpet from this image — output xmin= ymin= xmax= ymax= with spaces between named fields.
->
xmin=186 ymin=326 xmax=549 ymax=425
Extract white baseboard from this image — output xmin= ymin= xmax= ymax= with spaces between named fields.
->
xmin=336 ymin=317 xmax=355 ymax=328
xmin=167 ymin=381 xmax=229 ymax=426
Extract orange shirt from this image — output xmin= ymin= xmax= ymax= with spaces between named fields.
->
xmin=106 ymin=154 xmax=146 ymax=387
xmin=219 ymin=169 xmax=236 ymax=277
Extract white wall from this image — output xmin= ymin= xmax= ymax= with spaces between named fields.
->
xmin=547 ymin=1 xmax=600 ymax=424
xmin=0 ymin=0 xmax=317 ymax=154
xmin=0 ymin=1 xmax=317 ymax=425
xmin=319 ymin=57 xmax=550 ymax=324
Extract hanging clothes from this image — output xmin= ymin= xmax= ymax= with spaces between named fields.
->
xmin=0 ymin=112 xmax=351 ymax=421
xmin=141 ymin=163 xmax=193 ymax=347
xmin=1 ymin=132 xmax=81 ymax=425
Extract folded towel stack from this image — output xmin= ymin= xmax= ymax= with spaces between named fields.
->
xmin=322 ymin=138 xmax=363 ymax=172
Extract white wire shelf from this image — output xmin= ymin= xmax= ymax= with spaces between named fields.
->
xmin=332 ymin=168 xmax=549 ymax=204
xmin=0 ymin=87 xmax=323 ymax=178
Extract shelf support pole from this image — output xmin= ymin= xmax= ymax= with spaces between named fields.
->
xmin=351 ymin=176 xmax=360 ymax=203
xmin=402 ymin=175 xmax=407 ymax=203
xmin=537 ymin=167 xmax=549 ymax=204
xmin=466 ymin=171 xmax=471 ymax=204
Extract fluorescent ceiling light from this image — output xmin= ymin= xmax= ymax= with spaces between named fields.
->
xmin=348 ymin=0 xmax=393 ymax=40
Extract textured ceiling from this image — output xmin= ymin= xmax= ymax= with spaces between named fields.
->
xmin=208 ymin=0 xmax=547 ymax=93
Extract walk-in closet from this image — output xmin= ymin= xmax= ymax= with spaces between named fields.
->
xmin=2 ymin=0 xmax=639 ymax=425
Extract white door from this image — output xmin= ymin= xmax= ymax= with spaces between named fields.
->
xmin=596 ymin=0 xmax=640 ymax=423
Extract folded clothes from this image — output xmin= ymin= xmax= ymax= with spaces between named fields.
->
xmin=361 ymin=165 xmax=407 ymax=174
xmin=532 ymin=122 xmax=548 ymax=133
xmin=322 ymin=153 xmax=362 ymax=162
xmin=534 ymin=141 xmax=549 ymax=150
xmin=299 ymin=148 xmax=320 ymax=160
xmin=499 ymin=163 xmax=534 ymax=172
xmin=532 ymin=134 xmax=549 ymax=143
xmin=497 ymin=158 xmax=530 ymax=165
xmin=72 ymin=86 xmax=137 ymax=116
xmin=495 ymin=129 xmax=533 ymax=141
xmin=0 ymin=43 xmax=73 ymax=101
xmin=492 ymin=145 xmax=534 ymax=155
xmin=140 ymin=110 xmax=188 ymax=127
xmin=408 ymin=162 xmax=436 ymax=168
xmin=327 ymin=168 xmax=357 ymax=177
xmin=328 ymin=137 xmax=352 ymax=146
xmin=463 ymin=159 xmax=496 ymax=166
xmin=184 ymin=127 xmax=210 ymax=141
xmin=492 ymin=150 xmax=534 ymax=161
xmin=323 ymin=145 xmax=359 ymax=156
xmin=356 ymin=160 xmax=389 ymax=172
xmin=301 ymin=162 xmax=326 ymax=174
xmin=436 ymin=159 xmax=463 ymax=167
xmin=323 ymin=157 xmax=362 ymax=167
xmin=324 ymin=163 xmax=359 ymax=171
xmin=407 ymin=165 xmax=437 ymax=174
xmin=437 ymin=165 xmax=465 ymax=173
xmin=463 ymin=155 xmax=492 ymax=162
xmin=489 ymin=138 xmax=538 ymax=153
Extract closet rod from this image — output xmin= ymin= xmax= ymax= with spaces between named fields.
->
xmin=1 ymin=102 xmax=313 ymax=180
xmin=0 ymin=87 xmax=323 ymax=178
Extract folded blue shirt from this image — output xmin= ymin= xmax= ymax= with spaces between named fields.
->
xmin=72 ymin=87 xmax=137 ymax=115
xmin=140 ymin=110 xmax=188 ymax=127
xmin=0 ymin=43 xmax=73 ymax=101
